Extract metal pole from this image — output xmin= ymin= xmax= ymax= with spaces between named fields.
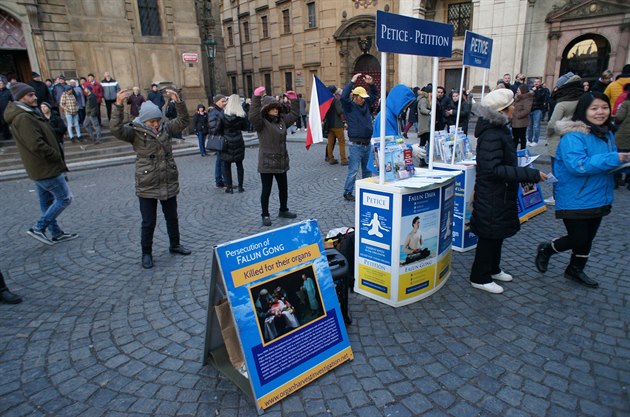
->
xmin=428 ymin=57 xmax=438 ymax=171
xmin=379 ymin=52 xmax=387 ymax=185
xmin=481 ymin=69 xmax=487 ymax=101
xmin=451 ymin=66 xmax=466 ymax=165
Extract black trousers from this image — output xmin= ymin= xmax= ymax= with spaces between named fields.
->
xmin=420 ymin=132 xmax=431 ymax=147
xmin=105 ymin=99 xmax=115 ymax=121
xmin=470 ymin=237 xmax=504 ymax=284
xmin=223 ymin=160 xmax=244 ymax=188
xmin=260 ymin=172 xmax=288 ymax=217
xmin=553 ymin=217 xmax=602 ymax=257
xmin=139 ymin=196 xmax=180 ymax=254
xmin=512 ymin=127 xmax=527 ymax=150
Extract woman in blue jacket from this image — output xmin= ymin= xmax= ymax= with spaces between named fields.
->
xmin=535 ymin=92 xmax=630 ymax=287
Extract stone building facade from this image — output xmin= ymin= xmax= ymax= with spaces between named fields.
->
xmin=0 ymin=0 xmax=212 ymax=111
xmin=219 ymin=0 xmax=629 ymax=98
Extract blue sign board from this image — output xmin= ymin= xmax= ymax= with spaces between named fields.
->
xmin=463 ymin=30 xmax=493 ymax=69
xmin=375 ymin=10 xmax=453 ymax=57
xmin=214 ymin=220 xmax=353 ymax=410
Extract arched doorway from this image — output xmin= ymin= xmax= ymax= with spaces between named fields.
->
xmin=0 ymin=8 xmax=31 ymax=82
xmin=560 ymin=34 xmax=610 ymax=80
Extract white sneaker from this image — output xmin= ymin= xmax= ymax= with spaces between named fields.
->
xmin=471 ymin=282 xmax=504 ymax=294
xmin=491 ymin=271 xmax=513 ymax=282
xmin=544 ymin=196 xmax=555 ymax=206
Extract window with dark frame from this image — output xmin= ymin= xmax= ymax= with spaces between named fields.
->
xmin=242 ymin=19 xmax=250 ymax=43
xmin=307 ymin=3 xmax=316 ymax=29
xmin=282 ymin=9 xmax=290 ymax=34
xmin=231 ymin=76 xmax=237 ymax=94
xmin=447 ymin=2 xmax=472 ymax=37
xmin=227 ymin=26 xmax=234 ymax=46
xmin=137 ymin=0 xmax=161 ymax=36
xmin=264 ymin=73 xmax=272 ymax=93
xmin=285 ymin=71 xmax=293 ymax=91
xmin=261 ymin=15 xmax=269 ymax=38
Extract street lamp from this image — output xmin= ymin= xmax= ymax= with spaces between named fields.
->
xmin=205 ymin=37 xmax=217 ymax=100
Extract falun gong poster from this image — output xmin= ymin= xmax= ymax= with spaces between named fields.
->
xmin=214 ymin=219 xmax=353 ymax=410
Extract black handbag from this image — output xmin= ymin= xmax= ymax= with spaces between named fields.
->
xmin=206 ymin=134 xmax=226 ymax=152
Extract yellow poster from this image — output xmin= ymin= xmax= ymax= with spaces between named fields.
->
xmin=358 ymin=263 xmax=391 ymax=296
xmin=398 ymin=264 xmax=436 ymax=300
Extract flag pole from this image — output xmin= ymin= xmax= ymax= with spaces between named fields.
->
xmin=379 ymin=52 xmax=387 ymax=185
xmin=481 ymin=69 xmax=487 ymax=101
xmin=428 ymin=57 xmax=438 ymax=171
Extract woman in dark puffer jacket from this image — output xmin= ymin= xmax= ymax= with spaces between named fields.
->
xmin=221 ymin=94 xmax=248 ymax=193
xmin=469 ymin=89 xmax=546 ymax=294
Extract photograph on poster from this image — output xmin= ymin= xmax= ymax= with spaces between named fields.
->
xmin=399 ymin=212 xmax=439 ymax=265
xmin=251 ymin=264 xmax=325 ymax=344
xmin=520 ymin=182 xmax=537 ymax=195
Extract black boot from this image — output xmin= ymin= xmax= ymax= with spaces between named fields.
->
xmin=225 ymin=186 xmax=233 ymax=194
xmin=142 ymin=253 xmax=153 ymax=269
xmin=535 ymin=241 xmax=555 ymax=273
xmin=0 ymin=271 xmax=22 ymax=304
xmin=564 ymin=254 xmax=598 ymax=288
xmin=238 ymin=185 xmax=244 ymax=193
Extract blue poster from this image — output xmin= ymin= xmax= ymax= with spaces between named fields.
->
xmin=400 ymin=189 xmax=441 ymax=265
xmin=439 ymin=183 xmax=455 ymax=255
xmin=463 ymin=30 xmax=493 ymax=69
xmin=358 ymin=188 xmax=393 ymax=265
xmin=375 ymin=10 xmax=453 ymax=57
xmin=214 ymin=220 xmax=353 ymax=410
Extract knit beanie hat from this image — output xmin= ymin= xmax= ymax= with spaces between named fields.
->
xmin=481 ymin=88 xmax=514 ymax=112
xmin=84 ymin=85 xmax=93 ymax=92
xmin=556 ymin=72 xmax=576 ymax=88
xmin=138 ymin=101 xmax=163 ymax=122
xmin=9 ymin=82 xmax=35 ymax=101
xmin=213 ymin=94 xmax=226 ymax=103
xmin=328 ymin=85 xmax=337 ymax=94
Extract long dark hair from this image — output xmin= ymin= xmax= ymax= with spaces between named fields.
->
xmin=572 ymin=91 xmax=613 ymax=137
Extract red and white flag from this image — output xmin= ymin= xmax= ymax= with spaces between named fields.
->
xmin=306 ymin=75 xmax=335 ymax=150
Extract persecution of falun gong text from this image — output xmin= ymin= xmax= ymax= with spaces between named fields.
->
xmin=230 ymin=243 xmax=320 ymax=287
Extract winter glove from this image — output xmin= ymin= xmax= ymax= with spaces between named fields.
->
xmin=285 ymin=91 xmax=298 ymax=100
xmin=254 ymin=86 xmax=266 ymax=97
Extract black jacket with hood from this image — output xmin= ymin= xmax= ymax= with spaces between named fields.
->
xmin=469 ymin=104 xmax=541 ymax=239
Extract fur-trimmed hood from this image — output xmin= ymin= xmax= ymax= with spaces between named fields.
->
xmin=554 ymin=118 xmax=590 ymax=136
xmin=472 ymin=103 xmax=509 ymax=126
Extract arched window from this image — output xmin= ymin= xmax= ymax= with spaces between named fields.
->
xmin=560 ymin=34 xmax=610 ymax=80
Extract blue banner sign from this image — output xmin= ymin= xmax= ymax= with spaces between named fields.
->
xmin=375 ymin=10 xmax=453 ymax=57
xmin=463 ymin=30 xmax=493 ymax=69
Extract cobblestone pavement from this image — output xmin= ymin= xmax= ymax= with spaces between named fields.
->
xmin=1 ymin=138 xmax=629 ymax=417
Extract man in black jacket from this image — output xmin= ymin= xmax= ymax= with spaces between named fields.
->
xmin=526 ymin=78 xmax=547 ymax=145
xmin=28 ymin=72 xmax=52 ymax=105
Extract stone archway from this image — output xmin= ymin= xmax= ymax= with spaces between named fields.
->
xmin=333 ymin=14 xmax=389 ymax=94
xmin=560 ymin=33 xmax=610 ymax=80
xmin=0 ymin=8 xmax=31 ymax=81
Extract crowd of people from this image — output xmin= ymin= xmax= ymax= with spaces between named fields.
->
xmin=2 ymin=64 xmax=630 ymax=302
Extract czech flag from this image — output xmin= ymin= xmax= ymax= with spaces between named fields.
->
xmin=306 ymin=75 xmax=335 ymax=150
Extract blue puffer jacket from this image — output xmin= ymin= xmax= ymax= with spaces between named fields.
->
xmin=372 ymin=84 xmax=416 ymax=137
xmin=554 ymin=119 xmax=621 ymax=214
xmin=340 ymin=81 xmax=378 ymax=141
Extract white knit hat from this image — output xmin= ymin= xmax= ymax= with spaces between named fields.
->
xmin=481 ymin=88 xmax=514 ymax=112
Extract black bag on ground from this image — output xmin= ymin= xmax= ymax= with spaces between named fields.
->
xmin=326 ymin=248 xmax=352 ymax=325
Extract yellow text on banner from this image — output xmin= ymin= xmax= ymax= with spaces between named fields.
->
xmin=231 ymin=243 xmax=321 ymax=288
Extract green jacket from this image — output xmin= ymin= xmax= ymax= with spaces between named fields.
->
xmin=3 ymin=101 xmax=67 ymax=180
xmin=110 ymin=101 xmax=189 ymax=200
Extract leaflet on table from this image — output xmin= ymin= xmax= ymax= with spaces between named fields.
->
xmin=214 ymin=220 xmax=353 ymax=410
xmin=433 ymin=129 xmax=474 ymax=164
xmin=370 ymin=135 xmax=416 ymax=180
xmin=395 ymin=170 xmax=461 ymax=189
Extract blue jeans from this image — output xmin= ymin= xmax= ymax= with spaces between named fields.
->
xmin=343 ymin=142 xmax=372 ymax=194
xmin=197 ymin=132 xmax=206 ymax=155
xmin=34 ymin=174 xmax=72 ymax=237
xmin=215 ymin=152 xmax=225 ymax=185
xmin=65 ymin=113 xmax=81 ymax=139
xmin=526 ymin=109 xmax=542 ymax=143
